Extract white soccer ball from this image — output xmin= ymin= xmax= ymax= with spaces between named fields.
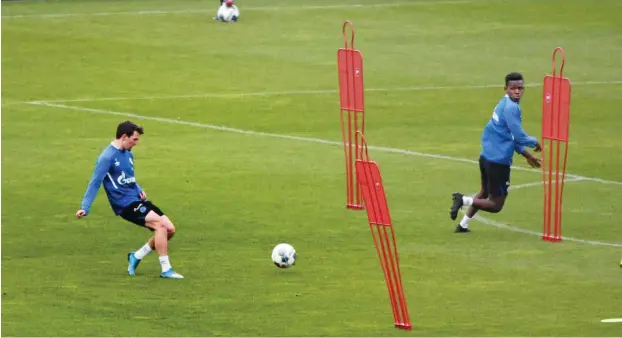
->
xmin=218 ymin=5 xmax=240 ymax=22
xmin=271 ymin=243 xmax=296 ymax=268
xmin=218 ymin=7 xmax=235 ymax=22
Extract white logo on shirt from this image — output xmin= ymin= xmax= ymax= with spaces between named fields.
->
xmin=492 ymin=112 xmax=499 ymax=122
xmin=116 ymin=171 xmax=136 ymax=185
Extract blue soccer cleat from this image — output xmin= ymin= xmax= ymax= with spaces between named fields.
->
xmin=160 ymin=268 xmax=184 ymax=279
xmin=127 ymin=252 xmax=141 ymax=276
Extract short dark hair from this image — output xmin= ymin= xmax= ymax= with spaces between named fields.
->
xmin=505 ymin=72 xmax=524 ymax=86
xmin=116 ymin=121 xmax=144 ymax=139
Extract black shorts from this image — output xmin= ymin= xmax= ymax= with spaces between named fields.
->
xmin=479 ymin=156 xmax=511 ymax=197
xmin=120 ymin=200 xmax=165 ymax=228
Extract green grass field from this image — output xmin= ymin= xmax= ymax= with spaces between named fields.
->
xmin=2 ymin=0 xmax=622 ymax=336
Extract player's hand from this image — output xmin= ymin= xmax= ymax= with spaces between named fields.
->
xmin=526 ymin=156 xmax=542 ymax=168
xmin=76 ymin=210 xmax=87 ymax=219
xmin=534 ymin=141 xmax=542 ymax=153
xmin=139 ymin=191 xmax=147 ymax=200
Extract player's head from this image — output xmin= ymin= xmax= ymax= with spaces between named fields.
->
xmin=116 ymin=120 xmax=144 ymax=150
xmin=504 ymin=72 xmax=525 ymax=102
xmin=225 ymin=0 xmax=234 ymax=6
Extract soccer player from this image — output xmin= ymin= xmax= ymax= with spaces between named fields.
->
xmin=450 ymin=72 xmax=542 ymax=233
xmin=214 ymin=0 xmax=239 ymax=22
xmin=75 ymin=121 xmax=184 ymax=279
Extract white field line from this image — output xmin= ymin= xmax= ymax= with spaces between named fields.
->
xmin=472 ymin=214 xmax=622 ymax=248
xmin=601 ymin=318 xmax=622 ymax=323
xmin=27 ymin=80 xmax=622 ymax=104
xmin=24 ymin=101 xmax=622 ymax=246
xmin=467 ymin=178 xmax=622 ymax=247
xmin=509 ymin=177 xmax=586 ymax=191
xmin=1 ymin=0 xmax=476 ymax=19
xmin=25 ymin=101 xmax=622 ymax=188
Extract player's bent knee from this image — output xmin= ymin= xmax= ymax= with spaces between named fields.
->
xmin=160 ymin=216 xmax=175 ymax=233
xmin=146 ymin=220 xmax=167 ymax=232
xmin=490 ymin=202 xmax=505 ymax=213
xmin=489 ymin=206 xmax=502 ymax=213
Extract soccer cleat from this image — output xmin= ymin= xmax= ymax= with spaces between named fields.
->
xmin=450 ymin=192 xmax=464 ymax=220
xmin=160 ymin=269 xmax=184 ymax=279
xmin=127 ymin=252 xmax=141 ymax=276
xmin=455 ymin=224 xmax=471 ymax=233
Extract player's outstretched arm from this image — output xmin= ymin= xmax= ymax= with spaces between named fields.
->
xmin=514 ymin=145 xmax=541 ymax=168
xmin=519 ymin=149 xmax=541 ymax=168
xmin=534 ymin=140 xmax=542 ymax=152
xmin=77 ymin=156 xmax=112 ymax=218
xmin=505 ymin=106 xmax=538 ymax=148
xmin=135 ymin=182 xmax=146 ymax=200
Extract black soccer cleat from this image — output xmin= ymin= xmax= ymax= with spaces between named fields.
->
xmin=450 ymin=192 xmax=464 ymax=220
xmin=455 ymin=224 xmax=471 ymax=233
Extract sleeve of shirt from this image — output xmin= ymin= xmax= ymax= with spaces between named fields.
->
xmin=131 ymin=153 xmax=143 ymax=195
xmin=514 ymin=144 xmax=526 ymax=154
xmin=505 ymin=105 xmax=537 ymax=148
xmin=80 ymin=155 xmax=113 ymax=215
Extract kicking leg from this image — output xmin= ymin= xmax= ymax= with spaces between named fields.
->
xmin=143 ymin=221 xmax=175 ymax=251
xmin=145 ymin=212 xmax=183 ymax=279
xmin=131 ymin=217 xmax=175 ymax=262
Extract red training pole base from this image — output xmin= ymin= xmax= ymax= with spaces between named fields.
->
xmin=395 ymin=323 xmax=412 ymax=331
xmin=542 ymin=235 xmax=562 ymax=243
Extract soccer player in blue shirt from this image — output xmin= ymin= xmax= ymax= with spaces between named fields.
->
xmin=75 ymin=121 xmax=184 ymax=278
xmin=450 ymin=73 xmax=542 ymax=233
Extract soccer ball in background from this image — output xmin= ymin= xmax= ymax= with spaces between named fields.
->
xmin=271 ymin=243 xmax=296 ymax=268
xmin=216 ymin=0 xmax=239 ymax=22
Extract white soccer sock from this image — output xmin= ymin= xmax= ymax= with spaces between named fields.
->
xmin=462 ymin=196 xmax=474 ymax=206
xmin=159 ymin=256 xmax=172 ymax=272
xmin=134 ymin=242 xmax=153 ymax=260
xmin=459 ymin=215 xmax=472 ymax=228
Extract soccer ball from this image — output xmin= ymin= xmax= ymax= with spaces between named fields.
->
xmin=271 ymin=243 xmax=296 ymax=268
xmin=218 ymin=7 xmax=236 ymax=22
